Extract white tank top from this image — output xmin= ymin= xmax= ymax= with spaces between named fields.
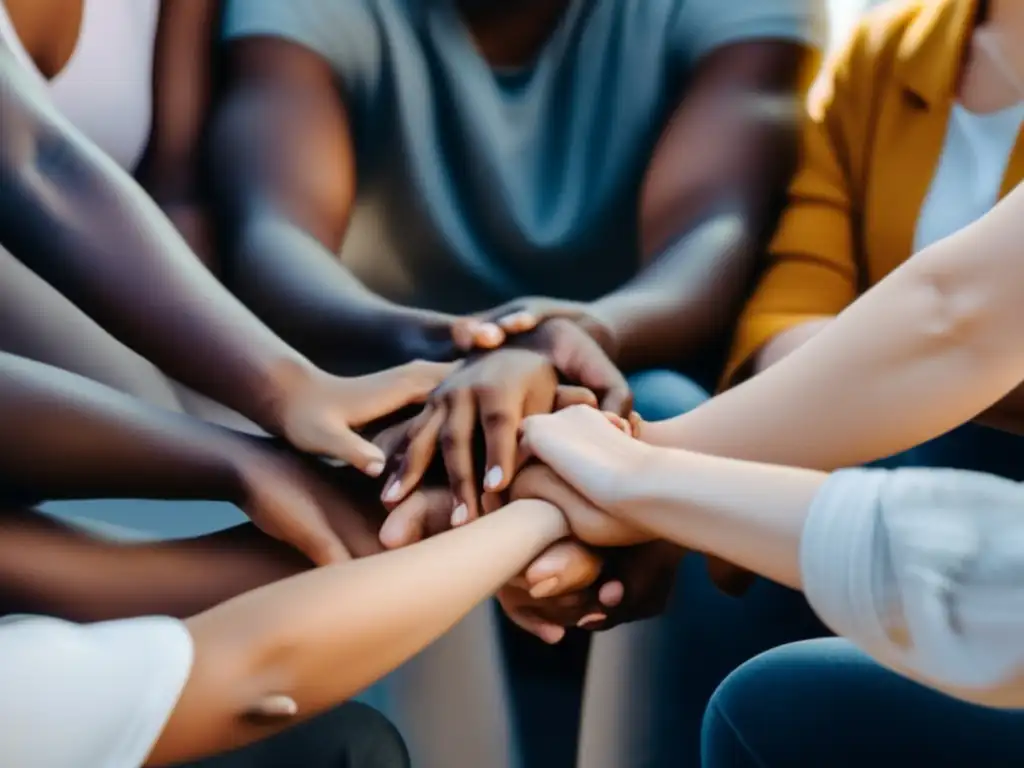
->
xmin=0 ymin=0 xmax=161 ymax=171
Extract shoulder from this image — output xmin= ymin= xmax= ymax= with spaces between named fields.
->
xmin=221 ymin=0 xmax=379 ymax=69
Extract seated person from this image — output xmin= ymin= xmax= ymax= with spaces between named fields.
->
xmin=212 ymin=1 xmax=825 ymax=762
xmin=725 ymin=0 xmax=1024 ymax=483
xmin=0 ymin=349 xmax=610 ymax=768
xmin=511 ymin=29 xmax=1024 ymax=759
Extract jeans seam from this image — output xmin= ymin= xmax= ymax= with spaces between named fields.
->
xmin=709 ymin=700 xmax=770 ymax=768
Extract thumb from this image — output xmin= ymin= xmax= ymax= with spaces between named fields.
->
xmin=314 ymin=423 xmax=388 ymax=477
xmin=272 ymin=501 xmax=351 ymax=567
xmin=352 ymin=361 xmax=455 ymax=423
xmin=452 ymin=319 xmax=505 ymax=351
xmin=379 ymin=489 xmax=454 ymax=549
xmin=550 ymin=339 xmax=633 ymax=418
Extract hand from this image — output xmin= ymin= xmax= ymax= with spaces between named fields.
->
xmin=507 ymin=319 xmax=632 ymax=416
xmin=509 ymin=464 xmax=652 ymax=548
xmin=378 ymin=486 xmax=609 ymax=643
xmin=232 ymin=447 xmax=368 ymax=567
xmin=452 ymin=297 xmax=617 ymax=360
xmin=273 ymin=360 xmax=455 ymax=476
xmin=519 ymin=405 xmax=655 ymax=513
xmin=593 ymin=542 xmax=685 ymax=630
xmin=381 ymin=350 xmax=599 ymax=524
xmin=497 ymin=552 xmax=605 ymax=645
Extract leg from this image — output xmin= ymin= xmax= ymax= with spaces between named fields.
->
xmin=703 ymin=638 xmax=1024 ymax=767
xmin=184 ymin=702 xmax=410 ymax=768
xmin=373 ymin=603 xmax=521 ymax=768
xmin=578 ymin=372 xmax=826 ymax=768
xmin=884 ymin=421 xmax=1024 ymax=480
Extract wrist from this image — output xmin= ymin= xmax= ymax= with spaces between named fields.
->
xmin=391 ymin=310 xmax=465 ymax=364
xmin=256 ymin=356 xmax=323 ymax=436
xmin=579 ymin=302 xmax=621 ymax=363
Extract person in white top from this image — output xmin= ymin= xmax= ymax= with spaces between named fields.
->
xmin=0 ymin=348 xmax=618 ymax=768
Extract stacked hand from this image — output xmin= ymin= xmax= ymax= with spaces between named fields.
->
xmin=229 ymin=440 xmax=389 ymax=568
xmin=271 ymin=359 xmax=455 ymax=475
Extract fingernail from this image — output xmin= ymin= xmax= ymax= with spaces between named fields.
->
xmin=366 ymin=460 xmax=385 ymax=477
xmin=501 ymin=311 xmax=534 ymax=328
xmin=529 ymin=577 xmax=560 ymax=599
xmin=484 ymin=466 xmax=504 ymax=490
xmin=540 ymin=626 xmax=566 ymax=645
xmin=451 ymin=503 xmax=469 ymax=526
xmin=382 ymin=478 xmax=402 ymax=503
xmin=576 ymin=613 xmax=607 ymax=629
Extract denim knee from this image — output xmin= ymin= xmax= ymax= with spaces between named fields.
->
xmin=627 ymin=370 xmax=709 ymax=422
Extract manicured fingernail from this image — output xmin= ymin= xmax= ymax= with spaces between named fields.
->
xmin=382 ymin=477 xmax=402 ymax=503
xmin=451 ymin=503 xmax=469 ymax=526
xmin=501 ymin=311 xmax=534 ymax=329
xmin=540 ymin=626 xmax=566 ymax=645
xmin=529 ymin=577 xmax=560 ymax=599
xmin=576 ymin=613 xmax=607 ymax=629
xmin=366 ymin=461 xmax=385 ymax=477
xmin=484 ymin=466 xmax=504 ymax=490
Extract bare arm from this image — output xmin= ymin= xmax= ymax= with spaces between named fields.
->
xmin=147 ymin=500 xmax=568 ymax=765
xmin=0 ymin=350 xmax=245 ymax=505
xmin=591 ymin=41 xmax=813 ymax=371
xmin=642 ymin=181 xmax=1024 ymax=467
xmin=211 ymin=39 xmax=471 ymax=370
xmin=0 ymin=45 xmax=316 ymax=432
xmin=135 ymin=0 xmax=220 ymax=268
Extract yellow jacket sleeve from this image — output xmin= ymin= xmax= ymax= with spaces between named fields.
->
xmin=722 ymin=29 xmax=869 ymax=387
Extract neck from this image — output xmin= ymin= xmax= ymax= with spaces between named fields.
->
xmin=987 ymin=0 xmax=1024 ymax=37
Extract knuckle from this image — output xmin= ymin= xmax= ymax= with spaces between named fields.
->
xmin=481 ymin=409 xmax=510 ymax=432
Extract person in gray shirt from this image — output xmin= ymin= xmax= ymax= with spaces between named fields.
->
xmin=211 ymin=1 xmax=826 ymax=765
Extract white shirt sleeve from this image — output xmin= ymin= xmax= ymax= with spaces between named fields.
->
xmin=0 ymin=615 xmax=194 ymax=768
xmin=801 ymin=467 xmax=1024 ymax=706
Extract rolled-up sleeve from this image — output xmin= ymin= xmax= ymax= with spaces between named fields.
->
xmin=802 ymin=467 xmax=1024 ymax=707
xmin=721 ymin=34 xmax=863 ymax=386
xmin=670 ymin=0 xmax=828 ymax=67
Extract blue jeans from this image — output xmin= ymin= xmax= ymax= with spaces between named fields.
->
xmin=702 ymin=422 xmax=1024 ymax=768
xmin=572 ymin=371 xmax=828 ymax=767
xmin=703 ymin=639 xmax=1024 ymax=767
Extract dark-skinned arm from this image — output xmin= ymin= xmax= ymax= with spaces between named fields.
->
xmin=134 ymin=0 xmax=220 ymax=269
xmin=0 ymin=45 xmax=317 ymax=434
xmin=0 ymin=350 xmax=245 ymax=505
xmin=588 ymin=41 xmax=816 ymax=372
xmin=210 ymin=39 xmax=498 ymax=371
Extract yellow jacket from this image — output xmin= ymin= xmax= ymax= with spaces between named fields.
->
xmin=723 ymin=0 xmax=1024 ymax=386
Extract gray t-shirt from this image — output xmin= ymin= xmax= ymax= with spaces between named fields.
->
xmin=223 ymin=0 xmax=825 ymax=313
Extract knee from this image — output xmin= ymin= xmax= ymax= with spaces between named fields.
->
xmin=627 ymin=370 xmax=709 ymax=422
xmin=329 ymin=702 xmax=410 ymax=768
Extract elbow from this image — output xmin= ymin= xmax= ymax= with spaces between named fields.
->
xmin=908 ymin=264 xmax=995 ymax=357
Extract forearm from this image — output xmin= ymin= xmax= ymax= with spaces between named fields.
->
xmin=0 ymin=352 xmax=246 ymax=503
xmin=154 ymin=501 xmax=567 ymax=764
xmin=641 ymin=221 xmax=1024 ymax=468
xmin=0 ymin=508 xmax=305 ymax=621
xmin=618 ymin=446 xmax=825 ymax=589
xmin=589 ymin=210 xmax=757 ymax=371
xmin=225 ymin=207 xmax=462 ymax=370
xmin=0 ymin=90 xmax=312 ymax=429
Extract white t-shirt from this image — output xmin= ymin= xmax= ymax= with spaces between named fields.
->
xmin=802 ymin=468 xmax=1024 ymax=708
xmin=0 ymin=615 xmax=194 ymax=767
xmin=913 ymin=102 xmax=1024 ymax=254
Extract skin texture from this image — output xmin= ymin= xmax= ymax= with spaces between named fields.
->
xmin=521 ymin=404 xmax=1024 ymax=710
